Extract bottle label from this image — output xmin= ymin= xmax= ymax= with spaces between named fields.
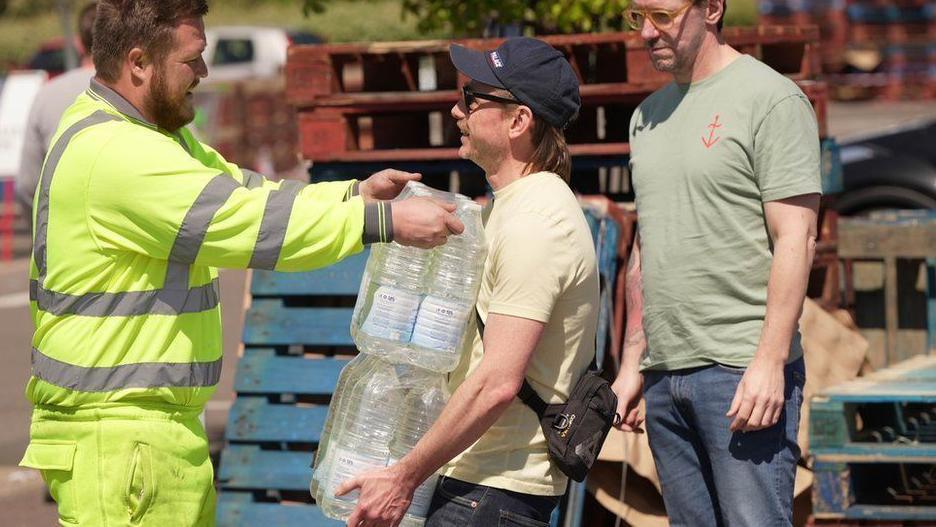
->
xmin=361 ymin=286 xmax=422 ymax=343
xmin=411 ymin=296 xmax=471 ymax=353
xmin=388 ymin=456 xmax=438 ymax=518
xmin=327 ymin=447 xmax=389 ymax=502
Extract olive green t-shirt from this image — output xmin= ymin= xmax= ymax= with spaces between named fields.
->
xmin=629 ymin=55 xmax=822 ymax=371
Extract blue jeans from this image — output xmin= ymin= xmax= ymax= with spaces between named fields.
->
xmin=425 ymin=476 xmax=559 ymax=527
xmin=643 ymin=358 xmax=806 ymax=527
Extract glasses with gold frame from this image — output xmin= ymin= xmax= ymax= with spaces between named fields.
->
xmin=623 ymin=1 xmax=694 ymax=30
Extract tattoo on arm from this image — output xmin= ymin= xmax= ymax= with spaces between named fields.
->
xmin=624 ymin=236 xmax=647 ymax=361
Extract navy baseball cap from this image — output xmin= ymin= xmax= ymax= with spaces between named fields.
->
xmin=450 ymin=37 xmax=581 ymax=129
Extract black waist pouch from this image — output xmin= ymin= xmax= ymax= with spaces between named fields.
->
xmin=476 ymin=310 xmax=619 ymax=482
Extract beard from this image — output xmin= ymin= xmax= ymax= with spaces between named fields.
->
xmin=647 ymin=25 xmax=707 ymax=75
xmin=144 ymin=66 xmax=195 ymax=132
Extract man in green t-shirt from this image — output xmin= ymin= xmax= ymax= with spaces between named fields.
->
xmin=611 ymin=0 xmax=821 ymax=525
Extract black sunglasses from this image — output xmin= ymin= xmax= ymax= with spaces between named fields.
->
xmin=462 ymin=85 xmax=520 ymax=111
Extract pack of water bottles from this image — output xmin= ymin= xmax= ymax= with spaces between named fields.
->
xmin=351 ymin=182 xmax=487 ymax=373
xmin=313 ymin=183 xmax=487 ymax=525
xmin=312 ymin=354 xmax=449 ymax=526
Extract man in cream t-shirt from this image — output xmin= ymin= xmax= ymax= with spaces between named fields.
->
xmin=336 ymin=38 xmax=599 ymax=526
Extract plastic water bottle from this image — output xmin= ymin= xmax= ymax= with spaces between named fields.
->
xmin=388 ymin=383 xmax=448 ymax=522
xmin=319 ymin=358 xmax=405 ymax=520
xmin=410 ymin=199 xmax=486 ymax=372
xmin=310 ymin=353 xmax=380 ymax=503
xmin=355 ymin=242 xmax=431 ymax=349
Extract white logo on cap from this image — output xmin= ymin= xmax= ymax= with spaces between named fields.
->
xmin=489 ymin=51 xmax=504 ymax=68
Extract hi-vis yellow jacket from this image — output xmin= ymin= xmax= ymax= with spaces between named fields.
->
xmin=27 ymin=79 xmax=390 ymax=410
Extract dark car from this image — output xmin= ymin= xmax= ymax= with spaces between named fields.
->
xmin=836 ymin=119 xmax=936 ymax=215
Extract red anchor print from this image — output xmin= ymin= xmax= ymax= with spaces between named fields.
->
xmin=702 ymin=114 xmax=722 ymax=149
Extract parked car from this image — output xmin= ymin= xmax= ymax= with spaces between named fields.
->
xmin=836 ymin=119 xmax=936 ymax=215
xmin=204 ymin=26 xmax=323 ymax=82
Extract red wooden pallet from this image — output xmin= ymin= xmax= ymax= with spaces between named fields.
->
xmin=297 ymin=79 xmax=829 ymax=162
xmin=286 ymin=26 xmax=821 ymax=108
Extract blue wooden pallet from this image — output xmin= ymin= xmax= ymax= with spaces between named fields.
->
xmin=811 ymin=355 xmax=936 ymax=462
xmin=218 ymin=493 xmax=342 ymax=526
xmin=813 ymin=461 xmax=936 ymax=521
xmin=217 ymin=252 xmax=368 ymax=527
xmin=217 ymin=208 xmax=622 ymax=527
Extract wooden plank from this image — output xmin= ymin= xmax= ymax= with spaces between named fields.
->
xmin=218 ymin=445 xmax=314 ymax=491
xmin=838 ymin=217 xmax=936 ymax=259
xmin=218 ymin=498 xmax=343 ymax=527
xmin=885 ymin=257 xmax=899 ymax=367
xmin=816 ymin=382 xmax=936 ymax=401
xmin=251 ymin=252 xmax=368 ymax=297
xmin=817 ymin=358 xmax=936 ymax=401
xmin=298 ymin=143 xmax=633 ymax=164
xmin=234 ymin=349 xmax=349 ymax=395
xmin=841 ymin=506 xmax=936 ymax=522
xmin=225 ymin=398 xmax=328 ymax=443
xmin=811 ymin=444 xmax=936 ymax=463
xmin=286 ymin=26 xmax=818 ymax=59
xmin=928 ymin=258 xmax=935 ymax=354
xmin=813 ymin=462 xmax=936 ymax=521
xmin=243 ymin=300 xmax=353 ymax=347
xmin=813 ymin=462 xmax=854 ymax=516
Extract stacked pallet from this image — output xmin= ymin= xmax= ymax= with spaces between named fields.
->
xmin=215 ymin=206 xmax=624 ymax=526
xmin=809 ymin=354 xmax=936 ymax=524
xmin=192 ymin=78 xmax=301 ymax=176
xmin=216 ymin=251 xmax=368 ymax=526
xmin=759 ymin=0 xmax=936 ymax=100
xmin=285 ymin=26 xmax=834 ymax=200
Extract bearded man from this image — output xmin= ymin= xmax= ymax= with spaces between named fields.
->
xmin=18 ymin=1 xmax=461 ymax=525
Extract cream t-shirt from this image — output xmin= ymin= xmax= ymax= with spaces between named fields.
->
xmin=442 ymin=171 xmax=599 ymax=496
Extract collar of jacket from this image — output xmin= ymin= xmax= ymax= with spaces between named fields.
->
xmin=88 ymin=78 xmax=159 ymax=130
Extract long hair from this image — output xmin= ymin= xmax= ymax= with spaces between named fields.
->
xmin=526 ymin=117 xmax=572 ymax=183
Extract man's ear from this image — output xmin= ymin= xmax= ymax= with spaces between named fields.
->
xmin=508 ymin=105 xmax=534 ymax=140
xmin=127 ymin=47 xmax=152 ymax=84
xmin=705 ymin=0 xmax=724 ymax=26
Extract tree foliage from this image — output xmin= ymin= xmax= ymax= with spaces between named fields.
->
xmin=299 ymin=0 xmax=631 ymax=36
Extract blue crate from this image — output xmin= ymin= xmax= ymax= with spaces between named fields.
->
xmin=811 ymin=356 xmax=936 ymax=521
xmin=811 ymin=355 xmax=936 ymax=460
xmin=813 ymin=461 xmax=936 ymax=521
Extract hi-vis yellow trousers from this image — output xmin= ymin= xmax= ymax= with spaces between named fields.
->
xmin=19 ymin=405 xmax=215 ymax=526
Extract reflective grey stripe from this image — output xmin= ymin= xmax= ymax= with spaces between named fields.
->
xmin=31 ymin=348 xmax=221 ymax=392
xmin=248 ymin=180 xmax=304 ymax=270
xmin=32 ymin=96 xmax=230 ymax=318
xmin=30 ymin=278 xmax=219 ymax=317
xmin=168 ymin=174 xmax=240 ymax=266
xmin=34 ymin=111 xmax=122 ymax=278
xmin=363 ymin=201 xmax=394 ymax=244
xmin=242 ymin=169 xmax=265 ymax=189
